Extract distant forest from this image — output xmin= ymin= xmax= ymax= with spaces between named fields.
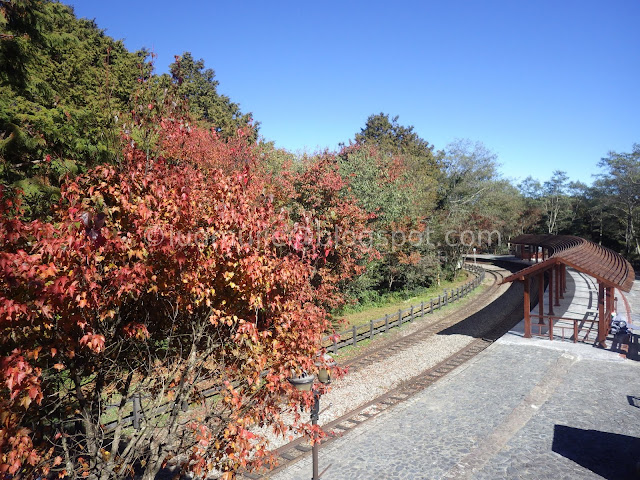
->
xmin=1 ymin=0 xmax=638 ymax=302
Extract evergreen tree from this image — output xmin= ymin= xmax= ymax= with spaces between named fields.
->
xmin=0 ymin=3 xmax=256 ymax=217
xmin=0 ymin=0 xmax=145 ymax=216
xmin=168 ymin=52 xmax=256 ymax=139
xmin=355 ymin=112 xmax=437 ymax=164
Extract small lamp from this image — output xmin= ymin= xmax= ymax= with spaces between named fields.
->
xmin=315 ymin=353 xmax=337 ymax=384
xmin=288 ymin=371 xmax=315 ymax=391
xmin=287 ymin=353 xmax=337 ymax=480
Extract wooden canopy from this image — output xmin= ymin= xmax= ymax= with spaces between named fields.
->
xmin=503 ymin=234 xmax=635 ymax=292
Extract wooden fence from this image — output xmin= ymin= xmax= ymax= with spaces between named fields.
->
xmin=321 ymin=264 xmax=485 ymax=352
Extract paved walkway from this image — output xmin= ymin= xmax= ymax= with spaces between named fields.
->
xmin=271 ymin=274 xmax=640 ymax=480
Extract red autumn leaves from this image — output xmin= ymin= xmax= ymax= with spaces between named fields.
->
xmin=0 ymin=118 xmax=371 ymax=477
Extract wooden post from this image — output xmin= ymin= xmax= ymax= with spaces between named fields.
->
xmin=369 ymin=320 xmax=374 ymax=340
xmin=409 ymin=305 xmax=414 ymax=322
xmin=551 ymin=265 xmax=560 ymax=307
xmin=573 ymin=319 xmax=578 ymax=343
xmin=430 ymin=298 xmax=434 ymax=313
xmin=597 ymin=282 xmax=606 ymax=347
xmin=524 ymin=277 xmax=531 ymax=338
xmin=352 ymin=326 xmax=357 ymax=347
xmin=538 ymin=271 xmax=545 ymax=325
xmin=332 ymin=337 xmax=338 ymax=354
xmin=421 ymin=301 xmax=424 ymax=317
xmin=133 ymin=395 xmax=141 ymax=430
xmin=548 ymin=268 xmax=554 ymax=316
xmin=398 ymin=309 xmax=402 ymax=325
xmin=562 ymin=264 xmax=566 ymax=294
xmin=385 ymin=314 xmax=389 ymax=333
xmin=549 ymin=316 xmax=554 ymax=340
xmin=606 ymin=286 xmax=614 ymax=334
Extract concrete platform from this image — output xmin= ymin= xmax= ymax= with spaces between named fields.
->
xmin=505 ymin=267 xmax=635 ymax=360
xmin=270 ymin=273 xmax=640 ymax=480
xmin=466 ymin=254 xmax=533 ymax=266
xmin=271 ymin=342 xmax=640 ymax=480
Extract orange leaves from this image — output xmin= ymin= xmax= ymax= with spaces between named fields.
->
xmin=0 ymin=117 xmax=369 ymax=478
xmin=78 ymin=333 xmax=106 ymax=353
xmin=0 ymin=351 xmax=43 ymax=411
xmin=122 ymin=322 xmax=150 ymax=341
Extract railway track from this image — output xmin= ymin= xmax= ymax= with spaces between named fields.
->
xmin=342 ymin=267 xmax=508 ymax=374
xmin=242 ymin=264 xmax=536 ymax=479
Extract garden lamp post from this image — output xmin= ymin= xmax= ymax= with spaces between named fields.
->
xmin=288 ymin=353 xmax=337 ymax=480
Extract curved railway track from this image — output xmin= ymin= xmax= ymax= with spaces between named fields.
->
xmin=242 ymin=263 xmax=539 ymax=479
xmin=342 ymin=267 xmax=508 ymax=374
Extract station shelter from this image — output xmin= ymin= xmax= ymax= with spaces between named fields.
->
xmin=502 ymin=234 xmax=635 ymax=348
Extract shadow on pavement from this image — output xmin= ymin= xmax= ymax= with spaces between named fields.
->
xmin=628 ymin=395 xmax=640 ymax=409
xmin=552 ymin=424 xmax=640 ymax=480
xmin=436 ymin=281 xmax=526 ymax=339
xmin=438 ymin=259 xmax=549 ymax=340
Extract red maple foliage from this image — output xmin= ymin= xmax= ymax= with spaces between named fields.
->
xmin=0 ymin=119 xmax=367 ymax=479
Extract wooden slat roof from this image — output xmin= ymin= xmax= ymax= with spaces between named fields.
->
xmin=502 ymin=234 xmax=635 ymax=292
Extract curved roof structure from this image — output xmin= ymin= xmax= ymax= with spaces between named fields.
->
xmin=503 ymin=234 xmax=635 ymax=292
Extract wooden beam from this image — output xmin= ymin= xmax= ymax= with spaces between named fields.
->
xmin=606 ymin=286 xmax=614 ymax=335
xmin=597 ymin=282 xmax=606 ymax=348
xmin=554 ymin=264 xmax=560 ymax=306
xmin=538 ymin=271 xmax=545 ymax=325
xmin=548 ymin=268 xmax=554 ymax=315
xmin=524 ymin=277 xmax=531 ymax=338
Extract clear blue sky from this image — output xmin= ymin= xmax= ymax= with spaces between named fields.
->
xmin=66 ymin=0 xmax=639 ymax=186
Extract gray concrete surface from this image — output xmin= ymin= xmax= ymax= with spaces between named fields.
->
xmin=271 ymin=341 xmax=640 ymax=480
xmin=270 ymin=274 xmax=640 ymax=480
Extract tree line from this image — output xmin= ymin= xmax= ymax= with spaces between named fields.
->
xmin=0 ymin=1 xmax=638 ymax=478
